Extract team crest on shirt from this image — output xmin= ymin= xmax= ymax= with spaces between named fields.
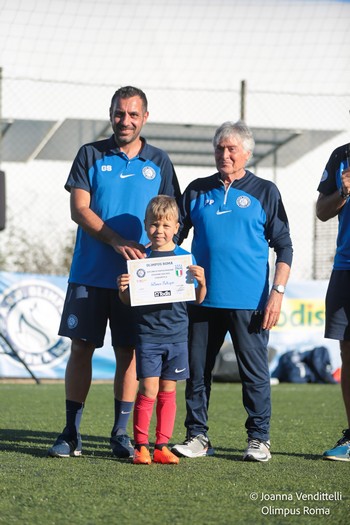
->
xmin=67 ymin=314 xmax=78 ymax=329
xmin=142 ymin=166 xmax=156 ymax=180
xmin=320 ymin=169 xmax=328 ymax=183
xmin=236 ymin=195 xmax=251 ymax=208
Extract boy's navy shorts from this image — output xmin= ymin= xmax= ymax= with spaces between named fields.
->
xmin=135 ymin=341 xmax=189 ymax=380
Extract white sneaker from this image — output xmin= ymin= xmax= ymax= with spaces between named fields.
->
xmin=171 ymin=434 xmax=214 ymax=458
xmin=243 ymin=438 xmax=271 ymax=462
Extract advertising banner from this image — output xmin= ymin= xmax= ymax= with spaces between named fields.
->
xmin=0 ymin=272 xmax=115 ymax=380
xmin=0 ymin=271 xmax=340 ymax=380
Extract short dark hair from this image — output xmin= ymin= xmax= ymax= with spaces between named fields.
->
xmin=110 ymin=86 xmax=148 ymax=113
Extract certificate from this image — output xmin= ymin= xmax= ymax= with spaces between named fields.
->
xmin=127 ymin=254 xmax=196 ymax=306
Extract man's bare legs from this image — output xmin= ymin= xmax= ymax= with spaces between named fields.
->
xmin=114 ymin=345 xmax=138 ymax=401
xmin=340 ymin=340 xmax=350 ymax=427
xmin=49 ymin=341 xmax=139 ymax=458
xmin=65 ymin=339 xmax=95 ymax=402
xmin=323 ymin=339 xmax=350 ymax=461
xmin=48 ymin=339 xmax=95 ymax=457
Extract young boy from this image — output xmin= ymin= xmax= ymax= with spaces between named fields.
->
xmin=117 ymin=195 xmax=206 ymax=464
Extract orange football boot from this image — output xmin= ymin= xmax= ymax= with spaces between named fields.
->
xmin=153 ymin=446 xmax=180 ymax=464
xmin=133 ymin=446 xmax=151 ymax=465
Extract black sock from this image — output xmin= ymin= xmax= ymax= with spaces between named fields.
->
xmin=64 ymin=400 xmax=84 ymax=438
xmin=135 ymin=444 xmax=149 ymax=451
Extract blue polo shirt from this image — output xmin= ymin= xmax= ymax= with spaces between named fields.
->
xmin=317 ymin=143 xmax=350 ymax=270
xmin=65 ymin=135 xmax=180 ymax=289
xmin=179 ymin=170 xmax=293 ymax=310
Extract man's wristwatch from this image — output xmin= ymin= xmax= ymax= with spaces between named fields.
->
xmin=339 ymin=187 xmax=350 ymax=200
xmin=272 ymin=284 xmax=285 ymax=294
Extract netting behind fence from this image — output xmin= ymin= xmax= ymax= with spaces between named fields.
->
xmin=0 ymin=0 xmax=349 ymax=280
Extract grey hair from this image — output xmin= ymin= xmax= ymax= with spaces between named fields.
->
xmin=213 ymin=120 xmax=255 ymax=158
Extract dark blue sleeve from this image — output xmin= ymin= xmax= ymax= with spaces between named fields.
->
xmin=156 ymin=152 xmax=181 ymax=199
xmin=64 ymin=145 xmax=91 ymax=193
xmin=265 ymin=185 xmax=293 ymax=267
xmin=177 ymin=182 xmax=196 ymax=245
xmin=317 ymin=144 xmax=349 ymax=196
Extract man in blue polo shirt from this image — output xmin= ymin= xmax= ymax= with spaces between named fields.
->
xmin=317 ymin=142 xmax=350 ymax=461
xmin=48 ymin=86 xmax=180 ymax=458
xmin=172 ymin=120 xmax=293 ymax=462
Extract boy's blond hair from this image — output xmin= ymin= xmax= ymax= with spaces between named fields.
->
xmin=145 ymin=195 xmax=179 ymax=222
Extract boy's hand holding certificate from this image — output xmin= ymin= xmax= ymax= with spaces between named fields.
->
xmin=127 ymin=254 xmax=196 ymax=306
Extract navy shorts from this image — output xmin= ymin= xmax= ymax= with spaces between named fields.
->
xmin=325 ymin=270 xmax=350 ymax=341
xmin=135 ymin=341 xmax=189 ymax=380
xmin=58 ymin=283 xmax=136 ymax=348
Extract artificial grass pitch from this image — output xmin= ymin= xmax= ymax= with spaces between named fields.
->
xmin=0 ymin=381 xmax=348 ymax=525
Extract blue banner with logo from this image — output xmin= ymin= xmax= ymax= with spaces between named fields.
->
xmin=0 ymin=271 xmax=115 ymax=379
xmin=0 ymin=271 xmax=340 ymax=379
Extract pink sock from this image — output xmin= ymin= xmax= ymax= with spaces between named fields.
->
xmin=133 ymin=393 xmax=155 ymax=445
xmin=155 ymin=390 xmax=176 ymax=445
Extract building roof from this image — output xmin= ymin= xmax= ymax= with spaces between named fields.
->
xmin=0 ymin=118 xmax=340 ymax=168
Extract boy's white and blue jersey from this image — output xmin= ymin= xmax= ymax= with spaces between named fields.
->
xmin=317 ymin=143 xmax=350 ymax=270
xmin=179 ymin=170 xmax=293 ymax=310
xmin=64 ymin=135 xmax=180 ymax=289
xmin=134 ymin=246 xmax=196 ymax=344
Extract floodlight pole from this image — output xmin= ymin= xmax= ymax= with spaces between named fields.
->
xmin=0 ymin=66 xmax=2 ymax=165
xmin=240 ymin=80 xmax=246 ymax=121
xmin=0 ymin=67 xmax=5 ymax=232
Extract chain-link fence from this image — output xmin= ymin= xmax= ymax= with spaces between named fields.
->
xmin=1 ymin=0 xmax=349 ymax=281
xmin=0 ymin=76 xmax=349 ymax=280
